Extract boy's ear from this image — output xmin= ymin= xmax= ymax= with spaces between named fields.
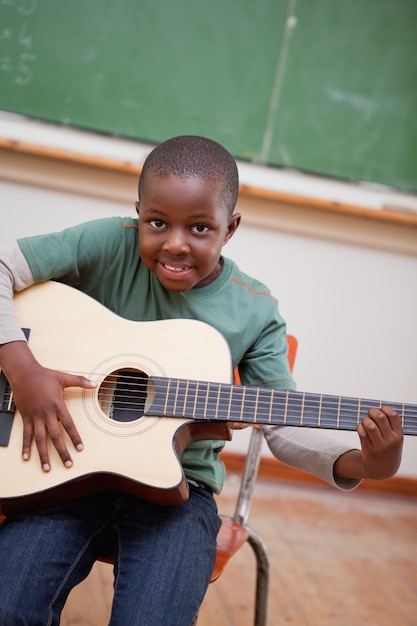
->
xmin=224 ymin=212 xmax=241 ymax=244
xmin=135 ymin=201 xmax=140 ymax=216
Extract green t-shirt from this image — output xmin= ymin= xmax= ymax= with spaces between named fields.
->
xmin=18 ymin=217 xmax=295 ymax=493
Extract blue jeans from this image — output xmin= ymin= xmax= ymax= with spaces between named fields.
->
xmin=0 ymin=485 xmax=221 ymax=626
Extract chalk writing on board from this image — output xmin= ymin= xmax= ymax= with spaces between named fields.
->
xmin=0 ymin=0 xmax=37 ymax=86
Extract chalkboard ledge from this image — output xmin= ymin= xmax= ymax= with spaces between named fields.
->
xmin=1 ymin=113 xmax=417 ymax=235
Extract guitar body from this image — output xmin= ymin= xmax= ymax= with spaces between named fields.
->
xmin=0 ymin=282 xmax=233 ymax=514
xmin=3 ymin=282 xmax=415 ymax=515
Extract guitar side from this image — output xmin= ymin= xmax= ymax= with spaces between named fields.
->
xmin=0 ymin=282 xmax=233 ymax=514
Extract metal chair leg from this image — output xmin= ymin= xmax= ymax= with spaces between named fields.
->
xmin=247 ymin=526 xmax=269 ymax=626
xmin=190 ymin=528 xmax=269 ymax=626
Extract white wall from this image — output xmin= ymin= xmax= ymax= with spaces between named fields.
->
xmin=1 ymin=177 xmax=416 ymax=479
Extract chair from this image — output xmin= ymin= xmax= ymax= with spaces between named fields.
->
xmin=192 ymin=334 xmax=298 ymax=626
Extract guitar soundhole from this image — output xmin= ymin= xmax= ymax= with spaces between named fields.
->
xmin=98 ymin=369 xmax=149 ymax=422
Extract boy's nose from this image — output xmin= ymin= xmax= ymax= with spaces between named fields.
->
xmin=163 ymin=229 xmax=190 ymax=254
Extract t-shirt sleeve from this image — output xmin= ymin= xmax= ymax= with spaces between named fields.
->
xmin=237 ymin=301 xmax=296 ymax=392
xmin=17 ymin=218 xmax=126 ymax=287
xmin=0 ymin=242 xmax=35 ymax=344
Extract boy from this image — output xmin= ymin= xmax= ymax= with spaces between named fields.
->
xmin=0 ymin=136 xmax=403 ymax=625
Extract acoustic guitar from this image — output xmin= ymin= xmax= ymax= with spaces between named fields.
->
xmin=0 ymin=281 xmax=415 ymax=514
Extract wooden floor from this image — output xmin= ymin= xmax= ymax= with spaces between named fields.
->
xmin=61 ymin=476 xmax=417 ymax=626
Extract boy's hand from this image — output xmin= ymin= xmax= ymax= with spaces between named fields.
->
xmin=357 ymin=405 xmax=404 ymax=480
xmin=13 ymin=364 xmax=96 ymax=472
xmin=0 ymin=340 xmax=95 ymax=472
xmin=334 ymin=405 xmax=404 ymax=481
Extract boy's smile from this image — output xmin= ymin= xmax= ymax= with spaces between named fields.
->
xmin=136 ymin=175 xmax=240 ymax=291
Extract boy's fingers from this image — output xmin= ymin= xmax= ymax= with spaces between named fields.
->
xmin=22 ymin=410 xmax=84 ymax=472
xmin=21 ymin=421 xmax=34 ymax=461
xmin=366 ymin=405 xmax=403 ymax=439
xmin=33 ymin=421 xmax=52 ymax=472
xmin=381 ymin=405 xmax=403 ymax=435
xmin=60 ymin=372 xmax=96 ymax=389
xmin=57 ymin=407 xmax=84 ymax=453
xmin=35 ymin=416 xmax=72 ymax=472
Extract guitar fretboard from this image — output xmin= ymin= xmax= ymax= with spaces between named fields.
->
xmin=148 ymin=377 xmax=417 ymax=435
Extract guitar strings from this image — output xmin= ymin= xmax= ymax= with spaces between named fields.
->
xmin=61 ymin=371 xmax=417 ymax=432
xmin=78 ymin=371 xmax=417 ymax=416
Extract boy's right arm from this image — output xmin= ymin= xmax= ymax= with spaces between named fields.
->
xmin=0 ymin=242 xmax=34 ymax=345
xmin=0 ymin=243 xmax=95 ymax=471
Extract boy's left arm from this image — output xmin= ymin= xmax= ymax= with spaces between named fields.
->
xmin=333 ymin=405 xmax=403 ymax=481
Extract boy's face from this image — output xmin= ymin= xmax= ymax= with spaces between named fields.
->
xmin=136 ymin=174 xmax=240 ymax=292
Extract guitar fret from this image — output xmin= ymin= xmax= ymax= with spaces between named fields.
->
xmin=182 ymin=379 xmax=189 ymax=415
xmin=193 ymin=381 xmax=199 ymax=418
xmin=253 ymin=388 xmax=259 ymax=423
xmin=357 ymin=398 xmax=361 ymax=426
xmin=216 ymin=383 xmax=232 ymax=421
xmin=209 ymin=382 xmax=221 ymax=420
xmin=173 ymin=379 xmax=180 ymax=415
xmin=182 ymin=379 xmax=192 ymax=417
xmin=199 ymin=381 xmax=210 ymax=419
xmin=337 ymin=396 xmax=341 ymax=429
xmin=215 ymin=383 xmax=221 ymax=420
xmin=227 ymin=385 xmax=233 ymax=421
xmin=164 ymin=379 xmax=171 ymax=415
xmin=240 ymin=387 xmax=246 ymax=422
xmin=268 ymin=390 xmax=274 ymax=425
xmin=203 ymin=382 xmax=210 ymax=419
xmin=300 ymin=392 xmax=305 ymax=426
xmin=167 ymin=378 xmax=180 ymax=416
xmin=317 ymin=394 xmax=322 ymax=427
xmin=283 ymin=390 xmax=289 ymax=424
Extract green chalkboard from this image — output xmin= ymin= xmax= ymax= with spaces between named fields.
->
xmin=1 ymin=0 xmax=416 ymax=192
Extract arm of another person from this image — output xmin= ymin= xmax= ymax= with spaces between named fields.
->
xmin=0 ymin=243 xmax=96 ymax=471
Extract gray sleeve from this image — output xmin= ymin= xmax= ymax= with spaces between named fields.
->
xmin=262 ymin=424 xmax=361 ymax=491
xmin=0 ymin=242 xmax=35 ymax=344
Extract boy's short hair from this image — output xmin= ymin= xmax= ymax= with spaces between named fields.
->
xmin=139 ymin=135 xmax=239 ymax=216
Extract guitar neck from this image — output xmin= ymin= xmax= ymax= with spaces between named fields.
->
xmin=148 ymin=377 xmax=417 ymax=436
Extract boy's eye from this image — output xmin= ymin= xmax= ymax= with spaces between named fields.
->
xmin=150 ymin=219 xmax=165 ymax=229
xmin=192 ymin=224 xmax=209 ymax=234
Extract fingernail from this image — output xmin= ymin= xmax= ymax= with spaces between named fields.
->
xmin=42 ymin=463 xmax=51 ymax=472
xmin=65 ymin=459 xmax=73 ymax=468
xmin=22 ymin=452 xmax=29 ymax=461
xmin=76 ymin=443 xmax=84 ymax=451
